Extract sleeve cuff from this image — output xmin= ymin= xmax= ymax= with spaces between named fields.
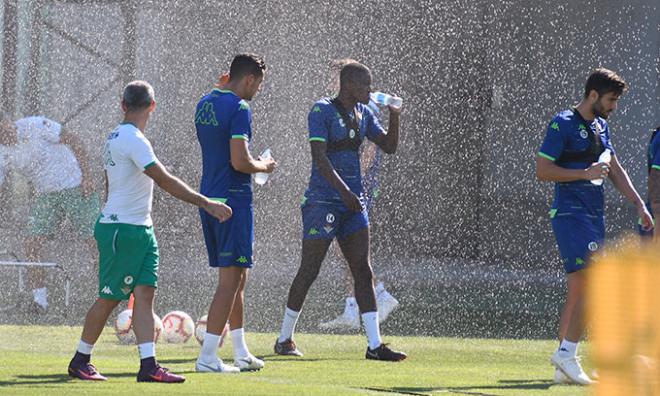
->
xmin=537 ymin=152 xmax=556 ymax=161
xmin=143 ymin=160 xmax=157 ymax=170
xmin=652 ymin=165 xmax=660 ymax=171
xmin=309 ymin=137 xmax=326 ymax=142
xmin=231 ymin=134 xmax=249 ymax=141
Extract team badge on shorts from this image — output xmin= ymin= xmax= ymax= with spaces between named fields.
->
xmin=349 ymin=129 xmax=356 ymax=139
xmin=580 ymin=130 xmax=588 ymax=139
xmin=588 ymin=242 xmax=598 ymax=252
xmin=326 ymin=213 xmax=335 ymax=223
xmin=124 ymin=275 xmax=134 ymax=285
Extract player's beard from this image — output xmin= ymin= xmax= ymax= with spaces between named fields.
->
xmin=591 ymin=100 xmax=610 ymax=119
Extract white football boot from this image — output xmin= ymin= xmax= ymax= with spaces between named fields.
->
xmin=234 ymin=354 xmax=265 ymax=371
xmin=376 ymin=284 xmax=399 ymax=323
xmin=320 ymin=297 xmax=360 ymax=330
xmin=551 ymin=351 xmax=595 ymax=385
xmin=195 ymin=357 xmax=240 ymax=374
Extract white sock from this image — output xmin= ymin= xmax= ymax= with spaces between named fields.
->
xmin=33 ymin=287 xmax=48 ymax=308
xmin=558 ymin=339 xmax=578 ymax=358
xmin=77 ymin=339 xmax=94 ymax=355
xmin=231 ymin=328 xmax=250 ymax=359
xmin=362 ymin=311 xmax=382 ymax=350
xmin=199 ymin=332 xmax=222 ymax=362
xmin=138 ymin=342 xmax=155 ymax=359
xmin=375 ymin=282 xmax=386 ymax=295
xmin=278 ymin=307 xmax=300 ymax=343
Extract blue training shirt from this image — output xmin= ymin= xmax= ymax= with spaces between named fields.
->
xmin=538 ymin=109 xmax=615 ymax=217
xmin=195 ymin=88 xmax=253 ymax=208
xmin=304 ymin=98 xmax=386 ymax=204
xmin=648 ymin=128 xmax=660 ymax=172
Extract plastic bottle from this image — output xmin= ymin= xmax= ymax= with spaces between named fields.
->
xmin=591 ymin=149 xmax=611 ymax=186
xmin=370 ymin=91 xmax=403 ymax=109
xmin=254 ymin=148 xmax=272 ymax=185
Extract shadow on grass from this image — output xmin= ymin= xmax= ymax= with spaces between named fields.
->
xmin=362 ymin=379 xmax=559 ymax=396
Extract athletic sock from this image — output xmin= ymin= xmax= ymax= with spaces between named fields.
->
xmin=361 ymin=311 xmax=382 ymax=350
xmin=77 ymin=339 xmax=94 ymax=355
xmin=558 ymin=339 xmax=578 ymax=358
xmin=278 ymin=307 xmax=301 ymax=343
xmin=375 ymin=282 xmax=386 ymax=296
xmin=138 ymin=342 xmax=155 ymax=360
xmin=32 ymin=287 xmax=48 ymax=308
xmin=231 ymin=328 xmax=250 ymax=359
xmin=199 ymin=332 xmax=221 ymax=362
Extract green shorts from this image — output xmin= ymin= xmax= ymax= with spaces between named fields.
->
xmin=94 ymin=220 xmax=159 ymax=301
xmin=28 ymin=187 xmax=100 ymax=238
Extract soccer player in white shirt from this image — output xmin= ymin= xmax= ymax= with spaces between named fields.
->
xmin=67 ymin=80 xmax=232 ymax=383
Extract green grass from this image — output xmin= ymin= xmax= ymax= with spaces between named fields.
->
xmin=0 ymin=325 xmax=590 ymax=395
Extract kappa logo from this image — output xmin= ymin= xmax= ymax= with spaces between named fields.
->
xmin=124 ymin=275 xmax=134 ymax=285
xmin=588 ymin=242 xmax=598 ymax=252
xmin=326 ymin=213 xmax=335 ymax=223
xmin=101 ymin=286 xmax=113 ymax=295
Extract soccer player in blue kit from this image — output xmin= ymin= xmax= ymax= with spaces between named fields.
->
xmin=274 ymin=62 xmax=406 ymax=361
xmin=536 ymin=68 xmax=654 ymax=385
xmin=194 ymin=54 xmax=276 ymax=373
xmin=639 ymin=125 xmax=659 ymax=240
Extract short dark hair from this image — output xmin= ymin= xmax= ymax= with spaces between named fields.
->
xmin=122 ymin=80 xmax=155 ymax=111
xmin=340 ymin=62 xmax=370 ymax=87
xmin=330 ymin=58 xmax=357 ymax=73
xmin=229 ymin=53 xmax=266 ymax=80
xmin=584 ymin=68 xmax=628 ymax=98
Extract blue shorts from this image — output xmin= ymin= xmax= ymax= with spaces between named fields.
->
xmin=638 ymin=203 xmax=655 ymax=239
xmin=302 ymin=201 xmax=369 ymax=240
xmin=200 ymin=206 xmax=253 ymax=268
xmin=551 ymin=214 xmax=605 ymax=273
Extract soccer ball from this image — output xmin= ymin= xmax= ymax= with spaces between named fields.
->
xmin=162 ymin=311 xmax=195 ymax=343
xmin=115 ymin=309 xmax=135 ymax=345
xmin=195 ymin=315 xmax=229 ymax=346
xmin=114 ymin=309 xmax=164 ymax=345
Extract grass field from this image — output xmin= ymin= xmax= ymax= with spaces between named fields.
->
xmin=0 ymin=325 xmax=590 ymax=395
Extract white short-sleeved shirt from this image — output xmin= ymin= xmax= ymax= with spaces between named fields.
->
xmin=11 ymin=116 xmax=82 ymax=193
xmin=100 ymin=123 xmax=158 ymax=226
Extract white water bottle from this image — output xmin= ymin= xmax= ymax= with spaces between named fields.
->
xmin=254 ymin=148 xmax=272 ymax=185
xmin=591 ymin=149 xmax=611 ymax=186
xmin=370 ymin=91 xmax=403 ymax=109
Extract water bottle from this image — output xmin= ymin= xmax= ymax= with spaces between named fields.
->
xmin=370 ymin=91 xmax=403 ymax=109
xmin=591 ymin=149 xmax=611 ymax=186
xmin=254 ymin=148 xmax=272 ymax=185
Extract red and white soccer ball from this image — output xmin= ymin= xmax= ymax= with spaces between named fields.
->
xmin=115 ymin=309 xmax=135 ymax=345
xmin=162 ymin=311 xmax=195 ymax=343
xmin=195 ymin=315 xmax=229 ymax=346
xmin=114 ymin=309 xmax=163 ymax=345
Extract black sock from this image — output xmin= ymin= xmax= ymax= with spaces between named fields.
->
xmin=72 ymin=351 xmax=90 ymax=365
xmin=140 ymin=357 xmax=157 ymax=370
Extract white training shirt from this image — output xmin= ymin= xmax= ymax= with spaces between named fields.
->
xmin=11 ymin=116 xmax=82 ymax=193
xmin=100 ymin=123 xmax=158 ymax=226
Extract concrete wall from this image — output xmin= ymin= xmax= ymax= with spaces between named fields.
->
xmin=3 ymin=0 xmax=659 ymax=271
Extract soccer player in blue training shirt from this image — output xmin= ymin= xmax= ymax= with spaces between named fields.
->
xmin=274 ymin=62 xmax=406 ymax=361
xmin=319 ymin=58 xmax=399 ymax=330
xmin=639 ymin=125 xmax=659 ymax=240
xmin=67 ymin=81 xmax=232 ymax=383
xmin=195 ymin=54 xmax=276 ymax=373
xmin=536 ymin=68 xmax=654 ymax=385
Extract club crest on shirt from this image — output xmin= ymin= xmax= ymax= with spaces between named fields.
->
xmin=349 ymin=129 xmax=356 ymax=139
xmin=588 ymin=242 xmax=598 ymax=252
xmin=580 ymin=130 xmax=588 ymax=139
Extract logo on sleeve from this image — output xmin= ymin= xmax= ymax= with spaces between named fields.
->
xmin=550 ymin=122 xmax=560 ymax=131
